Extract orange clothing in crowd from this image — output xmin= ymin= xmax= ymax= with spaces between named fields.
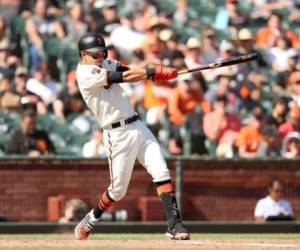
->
xmin=143 ymin=80 xmax=171 ymax=110
xmin=168 ymin=88 xmax=207 ymax=125
xmin=203 ymin=111 xmax=242 ymax=144
xmin=256 ymin=27 xmax=300 ymax=48
xmin=235 ymin=125 xmax=262 ymax=153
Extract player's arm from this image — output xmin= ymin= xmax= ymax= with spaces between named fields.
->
xmin=107 ymin=65 xmax=178 ymax=84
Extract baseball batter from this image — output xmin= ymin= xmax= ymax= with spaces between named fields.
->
xmin=74 ymin=33 xmax=190 ymax=240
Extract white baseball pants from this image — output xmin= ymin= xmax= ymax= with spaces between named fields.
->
xmin=102 ymin=120 xmax=171 ymax=201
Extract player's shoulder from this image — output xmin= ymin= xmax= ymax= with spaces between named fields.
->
xmin=76 ymin=64 xmax=104 ymax=80
xmin=76 ymin=63 xmax=101 ymax=73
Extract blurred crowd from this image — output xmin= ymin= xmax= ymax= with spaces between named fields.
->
xmin=0 ymin=0 xmax=300 ymax=158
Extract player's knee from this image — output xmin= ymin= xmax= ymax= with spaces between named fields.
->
xmin=109 ymin=188 xmax=127 ymax=201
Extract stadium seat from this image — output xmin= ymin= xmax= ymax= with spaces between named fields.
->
xmin=57 ymin=42 xmax=80 ymax=83
xmin=9 ymin=16 xmax=29 ymax=65
xmin=43 ymin=37 xmax=63 ymax=80
xmin=50 ymin=118 xmax=73 ymax=143
xmin=49 ymin=133 xmax=67 ymax=151
xmin=37 ymin=114 xmax=56 ymax=132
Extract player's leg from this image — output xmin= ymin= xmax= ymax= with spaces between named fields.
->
xmin=136 ymin=121 xmax=190 ymax=240
xmin=75 ymin=127 xmax=140 ymax=240
xmin=157 ymin=181 xmax=189 ymax=240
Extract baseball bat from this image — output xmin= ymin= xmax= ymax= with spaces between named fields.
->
xmin=178 ymin=52 xmax=258 ymax=75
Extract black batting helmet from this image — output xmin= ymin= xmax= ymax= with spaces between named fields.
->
xmin=78 ymin=33 xmax=108 ymax=59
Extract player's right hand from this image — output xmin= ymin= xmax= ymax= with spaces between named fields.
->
xmin=154 ymin=65 xmax=178 ymax=82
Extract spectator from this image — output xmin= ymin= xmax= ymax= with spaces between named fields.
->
xmin=266 ymin=96 xmax=289 ymax=128
xmin=282 ymin=131 xmax=300 ymax=158
xmin=203 ymin=95 xmax=241 ymax=158
xmin=0 ymin=15 xmax=9 ymax=51
xmin=141 ymin=16 xmax=167 ymax=64
xmin=172 ymin=0 xmax=198 ymax=29
xmin=59 ymin=198 xmax=89 ymax=223
xmin=0 ymin=43 xmax=21 ymax=77
xmin=61 ymin=1 xmax=88 ymax=43
xmin=256 ymin=13 xmax=299 ymax=49
xmin=58 ymin=197 xmax=127 ymax=223
xmin=25 ymin=0 xmax=65 ymax=72
xmin=94 ymin=0 xmax=120 ymax=36
xmin=0 ymin=75 xmax=20 ymax=111
xmin=254 ymin=178 xmax=294 ymax=222
xmin=287 ymin=49 xmax=300 ymax=73
xmin=184 ymin=37 xmax=202 ymax=69
xmin=110 ymin=9 xmax=145 ymax=52
xmin=238 ymin=71 xmax=267 ymax=112
xmin=235 ymin=107 xmax=264 ymax=158
xmin=266 ymin=36 xmax=295 ymax=73
xmin=142 ymin=78 xmax=172 ymax=136
xmin=289 ymin=9 xmax=300 ymax=23
xmin=53 ymin=70 xmax=86 ymax=119
xmin=82 ymin=128 xmax=106 ymax=158
xmin=159 ymin=29 xmax=180 ymax=58
xmin=252 ymin=0 xmax=293 ymax=19
xmin=278 ymin=105 xmax=300 ymax=139
xmin=214 ymin=0 xmax=250 ymax=34
xmin=168 ymin=73 xmax=207 ymax=154
xmin=287 ymin=71 xmax=300 ymax=106
xmin=205 ymin=66 xmax=240 ymax=113
xmin=13 ymin=66 xmax=47 ymax=114
xmin=201 ymin=27 xmax=219 ymax=65
xmin=0 ymin=0 xmax=21 ymax=23
xmin=26 ymin=64 xmax=57 ymax=108
xmin=256 ymin=126 xmax=281 ymax=157
xmin=233 ymin=28 xmax=267 ymax=79
xmin=6 ymin=109 xmax=55 ymax=156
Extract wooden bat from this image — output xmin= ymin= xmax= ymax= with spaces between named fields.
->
xmin=178 ymin=52 xmax=258 ymax=75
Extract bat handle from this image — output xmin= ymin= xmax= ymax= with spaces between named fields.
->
xmin=178 ymin=69 xmax=189 ymax=75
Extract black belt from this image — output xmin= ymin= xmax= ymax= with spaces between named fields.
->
xmin=111 ymin=114 xmax=139 ymax=129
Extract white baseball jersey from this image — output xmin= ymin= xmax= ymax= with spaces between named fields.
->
xmin=254 ymin=195 xmax=294 ymax=219
xmin=76 ymin=63 xmax=136 ymax=129
xmin=76 ymin=62 xmax=171 ymax=201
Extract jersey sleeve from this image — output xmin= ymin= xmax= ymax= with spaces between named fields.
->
xmin=77 ymin=66 xmax=108 ymax=92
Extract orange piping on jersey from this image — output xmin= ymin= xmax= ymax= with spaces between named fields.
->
xmin=108 ymin=131 xmax=114 ymax=190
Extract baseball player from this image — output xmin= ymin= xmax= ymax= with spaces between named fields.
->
xmin=74 ymin=33 xmax=190 ymax=240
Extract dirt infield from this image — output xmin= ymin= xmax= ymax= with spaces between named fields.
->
xmin=1 ymin=239 xmax=300 ymax=250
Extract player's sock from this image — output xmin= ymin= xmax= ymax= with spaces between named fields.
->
xmin=92 ymin=206 xmax=104 ymax=219
xmin=156 ymin=180 xmax=173 ymax=195
xmin=94 ymin=190 xmax=115 ymax=219
xmin=160 ymin=192 xmax=182 ymax=229
xmin=155 ymin=180 xmax=181 ymax=229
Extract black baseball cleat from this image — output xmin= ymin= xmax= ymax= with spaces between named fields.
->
xmin=165 ymin=223 xmax=190 ymax=240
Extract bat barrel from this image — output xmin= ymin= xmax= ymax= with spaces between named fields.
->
xmin=177 ymin=52 xmax=258 ymax=75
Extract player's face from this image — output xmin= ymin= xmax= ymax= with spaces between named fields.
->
xmin=82 ymin=51 xmax=106 ymax=64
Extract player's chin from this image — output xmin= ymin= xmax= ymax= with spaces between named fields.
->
xmin=94 ymin=58 xmax=104 ymax=64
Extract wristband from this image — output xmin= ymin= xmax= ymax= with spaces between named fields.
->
xmin=108 ymin=71 xmax=123 ymax=84
xmin=117 ymin=65 xmax=130 ymax=72
xmin=146 ymin=67 xmax=156 ymax=79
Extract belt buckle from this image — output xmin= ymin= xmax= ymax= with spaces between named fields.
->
xmin=120 ymin=120 xmax=126 ymax=127
xmin=106 ymin=124 xmax=113 ymax=130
